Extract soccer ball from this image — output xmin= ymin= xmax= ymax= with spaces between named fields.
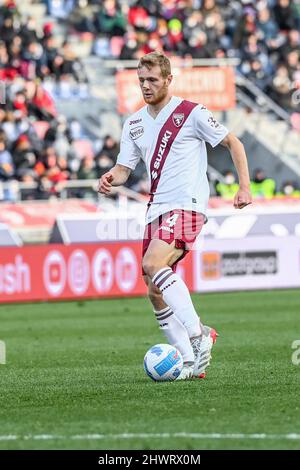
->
xmin=143 ymin=344 xmax=183 ymax=381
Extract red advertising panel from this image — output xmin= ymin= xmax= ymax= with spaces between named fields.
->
xmin=0 ymin=242 xmax=194 ymax=303
xmin=116 ymin=66 xmax=236 ymax=114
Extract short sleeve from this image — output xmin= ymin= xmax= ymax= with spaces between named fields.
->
xmin=193 ymin=105 xmax=229 ymax=148
xmin=116 ymin=119 xmax=142 ymax=170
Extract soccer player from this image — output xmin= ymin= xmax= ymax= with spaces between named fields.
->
xmin=98 ymin=51 xmax=252 ymax=380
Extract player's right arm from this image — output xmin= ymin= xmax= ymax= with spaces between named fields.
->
xmin=98 ymin=164 xmax=131 ymax=194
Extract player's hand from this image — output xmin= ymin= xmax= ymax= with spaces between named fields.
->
xmin=98 ymin=172 xmax=114 ymax=195
xmin=233 ymin=188 xmax=252 ymax=209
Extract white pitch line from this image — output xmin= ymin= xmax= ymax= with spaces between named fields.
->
xmin=0 ymin=435 xmax=17 ymax=441
xmin=0 ymin=433 xmax=300 ymax=442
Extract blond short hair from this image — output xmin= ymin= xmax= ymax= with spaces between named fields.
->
xmin=137 ymin=51 xmax=171 ymax=78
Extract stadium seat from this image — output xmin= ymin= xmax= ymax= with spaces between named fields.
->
xmin=32 ymin=121 xmax=50 ymax=140
xmin=110 ymin=36 xmax=125 ymax=58
xmin=73 ymin=139 xmax=94 ymax=159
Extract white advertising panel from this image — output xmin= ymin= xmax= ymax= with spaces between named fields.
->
xmin=193 ymin=236 xmax=300 ymax=292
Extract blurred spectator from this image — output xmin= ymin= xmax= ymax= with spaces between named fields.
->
xmin=246 ymin=58 xmax=271 ymax=91
xmin=77 ymin=155 xmax=97 ymax=180
xmin=215 ymin=170 xmax=239 ymax=199
xmin=12 ymin=133 xmax=38 ymax=174
xmin=277 ymin=180 xmax=300 ymax=197
xmin=286 ymin=49 xmax=299 ymax=82
xmin=257 ymin=7 xmax=279 ymax=43
xmin=1 ymin=111 xmax=20 ymax=141
xmin=240 ymin=33 xmax=272 ymax=81
xmin=13 ymin=90 xmax=28 ymax=116
xmin=256 ymin=6 xmax=285 ymax=53
xmin=76 ymin=154 xmax=97 ymax=198
xmin=233 ymin=7 xmax=257 ymax=50
xmin=0 ymin=138 xmax=15 ymax=201
xmin=49 ymin=41 xmax=86 ymax=83
xmin=24 ymin=80 xmax=57 ymax=120
xmin=67 ymin=0 xmax=92 ymax=32
xmin=282 ymin=29 xmax=300 ymax=56
xmin=18 ymin=169 xmax=39 ymax=200
xmin=40 ymin=149 xmax=69 ymax=196
xmin=33 ymin=162 xmax=69 ymax=198
xmin=273 ymin=0 xmax=298 ymax=31
xmin=44 ymin=114 xmax=73 ymax=159
xmin=269 ymin=64 xmax=294 ymax=110
xmin=250 ymin=169 xmax=276 ymax=198
xmin=184 ymin=31 xmax=212 ymax=59
xmin=96 ymin=152 xmax=114 ymax=178
xmin=95 ymin=0 xmax=127 ymax=37
xmin=0 ymin=138 xmax=13 ymax=171
xmin=120 ymin=31 xmax=139 ymax=59
xmin=164 ymin=18 xmax=185 ymax=55
xmin=128 ymin=1 xmax=151 ymax=32
xmin=97 ymin=134 xmax=119 ymax=161
xmin=0 ymin=15 xmax=17 ymax=47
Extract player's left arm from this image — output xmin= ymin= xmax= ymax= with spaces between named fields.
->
xmin=220 ymin=132 xmax=252 ymax=209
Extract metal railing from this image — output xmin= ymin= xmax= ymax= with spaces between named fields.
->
xmin=0 ymin=179 xmax=148 ymax=203
xmin=0 ymin=169 xmax=224 ymax=202
xmin=235 ymin=73 xmax=292 ymax=122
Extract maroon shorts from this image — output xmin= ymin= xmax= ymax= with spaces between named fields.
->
xmin=142 ymin=209 xmax=206 ymax=275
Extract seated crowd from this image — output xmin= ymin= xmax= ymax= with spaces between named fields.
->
xmin=0 ymin=0 xmax=299 ymax=201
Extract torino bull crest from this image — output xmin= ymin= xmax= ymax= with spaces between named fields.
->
xmin=172 ymin=113 xmax=184 ymax=127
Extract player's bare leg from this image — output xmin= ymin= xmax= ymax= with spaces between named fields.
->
xmin=143 ymin=275 xmax=167 ymax=312
xmin=143 ymin=239 xmax=217 ymax=379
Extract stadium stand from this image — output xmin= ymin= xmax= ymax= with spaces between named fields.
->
xmin=0 ymin=0 xmax=299 ymax=204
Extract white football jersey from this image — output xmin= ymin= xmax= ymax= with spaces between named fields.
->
xmin=117 ymin=96 xmax=229 ymax=224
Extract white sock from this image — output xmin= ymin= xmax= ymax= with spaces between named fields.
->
xmin=154 ymin=306 xmax=194 ymax=363
xmin=152 ymin=267 xmax=202 ymax=338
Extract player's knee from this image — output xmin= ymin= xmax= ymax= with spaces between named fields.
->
xmin=142 ymin=255 xmax=162 ymax=278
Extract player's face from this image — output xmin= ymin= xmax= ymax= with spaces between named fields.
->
xmin=138 ymin=65 xmax=172 ymax=105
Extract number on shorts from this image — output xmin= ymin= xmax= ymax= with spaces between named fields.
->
xmin=165 ymin=214 xmax=179 ymax=228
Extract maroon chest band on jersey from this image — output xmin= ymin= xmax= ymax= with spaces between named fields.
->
xmin=148 ymin=100 xmax=198 ymax=208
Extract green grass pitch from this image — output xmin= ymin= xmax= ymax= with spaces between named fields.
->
xmin=0 ymin=289 xmax=300 ymax=450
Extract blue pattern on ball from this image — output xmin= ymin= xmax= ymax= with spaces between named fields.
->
xmin=154 ymin=351 xmax=181 ymax=376
xmin=150 ymin=346 xmax=163 ymax=356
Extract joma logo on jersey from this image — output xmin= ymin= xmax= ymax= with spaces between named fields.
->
xmin=129 ymin=118 xmax=142 ymax=125
xmin=130 ymin=126 xmax=144 ymax=140
xmin=172 ymin=113 xmax=184 ymax=127
xmin=151 ymin=130 xmax=172 ymax=180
